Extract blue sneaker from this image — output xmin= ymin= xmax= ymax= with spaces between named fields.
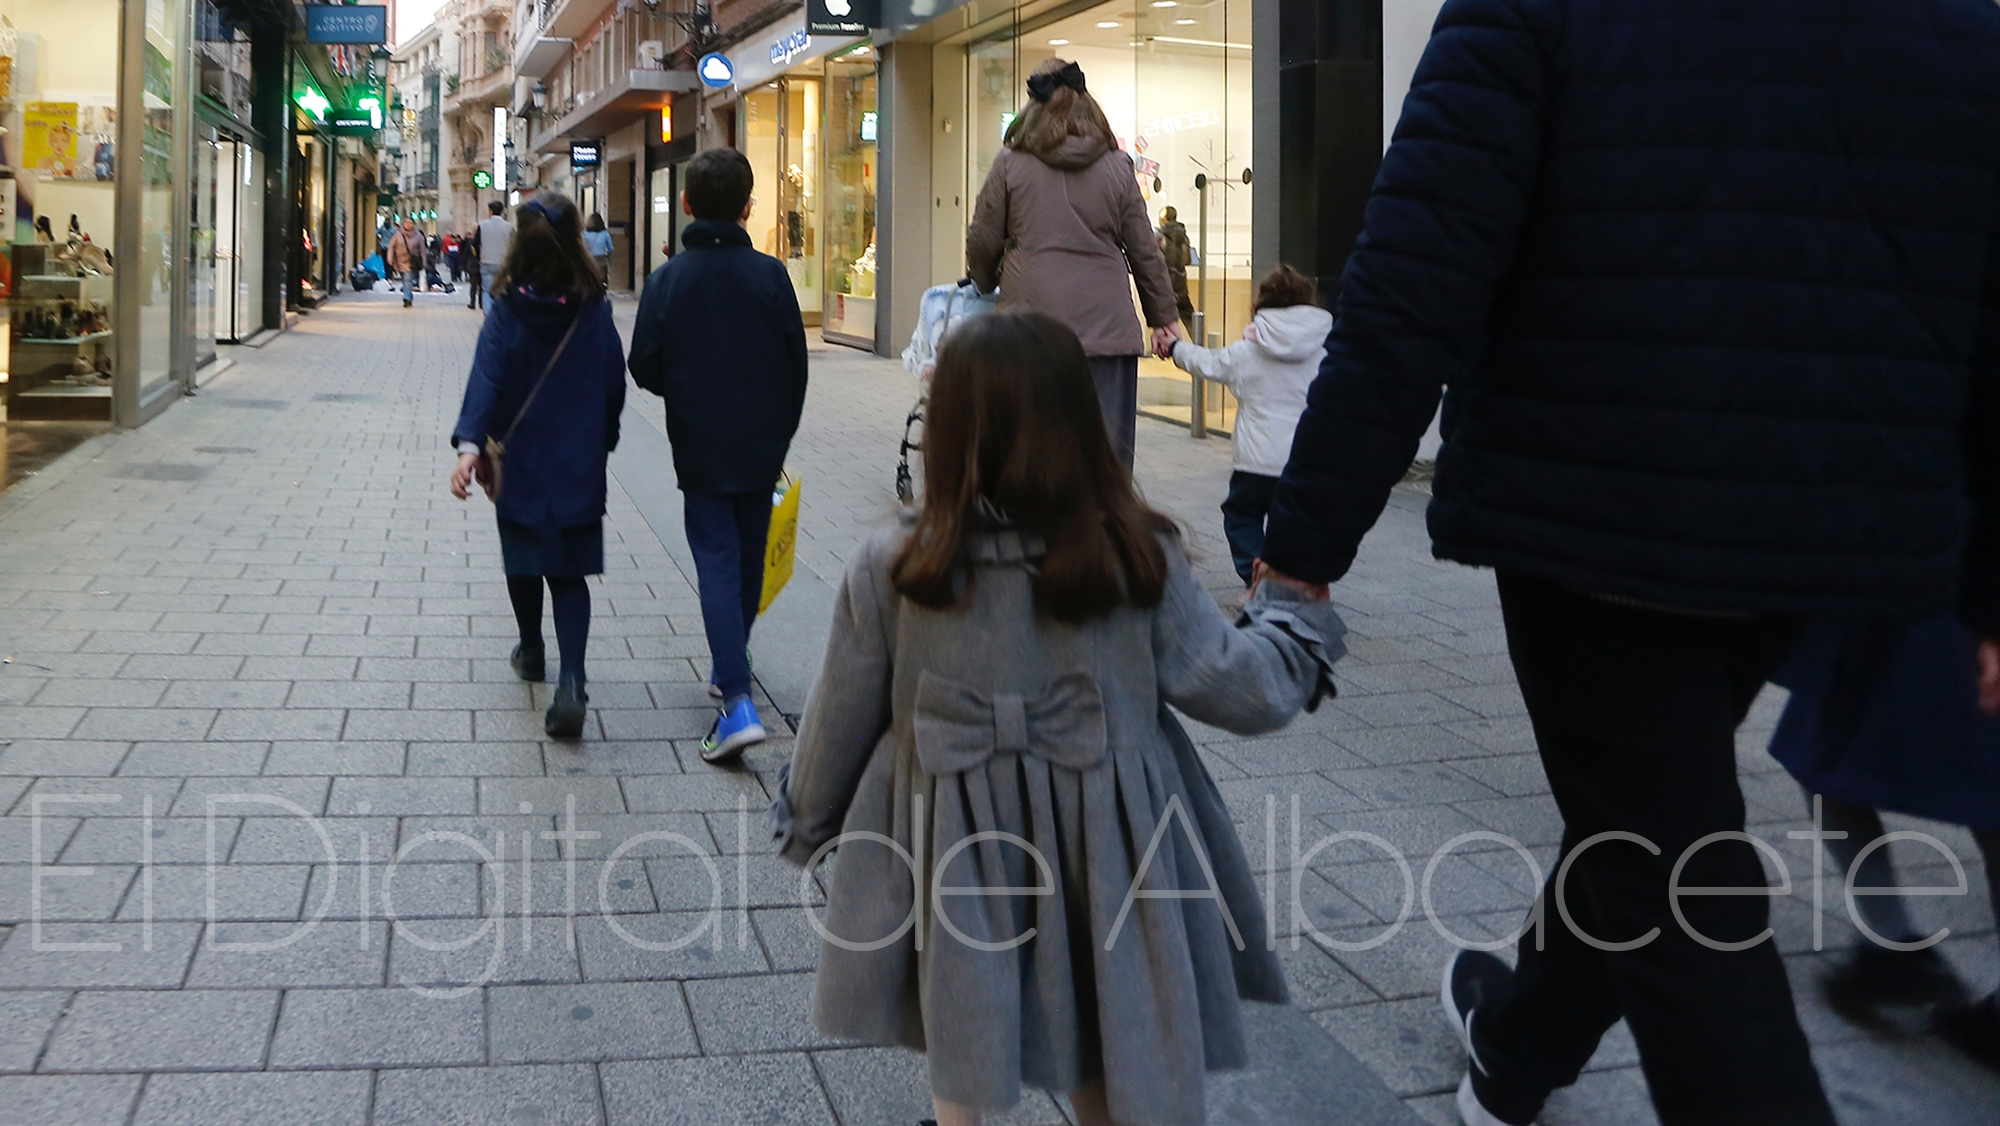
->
xmin=700 ymin=696 xmax=765 ymax=763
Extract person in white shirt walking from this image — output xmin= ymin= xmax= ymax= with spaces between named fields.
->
xmin=473 ymin=201 xmax=515 ymax=312
xmin=1164 ymin=264 xmax=1332 ymax=587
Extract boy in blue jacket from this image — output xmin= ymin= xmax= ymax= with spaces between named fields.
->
xmin=629 ymin=147 xmax=809 ymax=763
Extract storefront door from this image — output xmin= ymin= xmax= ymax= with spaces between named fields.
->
xmin=821 ymin=49 xmax=877 ymax=346
xmin=191 ymin=122 xmax=220 ymax=370
xmin=743 ymin=78 xmax=822 ymax=324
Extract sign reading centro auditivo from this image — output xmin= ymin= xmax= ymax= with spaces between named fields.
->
xmin=305 ymin=4 xmax=389 ymax=45
xmin=807 ymin=0 xmax=878 ymax=36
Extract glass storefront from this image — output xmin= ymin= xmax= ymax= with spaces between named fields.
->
xmin=949 ymin=0 xmax=1252 ymax=434
xmin=735 ymin=40 xmax=877 ymax=341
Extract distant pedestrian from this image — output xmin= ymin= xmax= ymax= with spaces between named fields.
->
xmin=449 ymin=192 xmax=624 ymax=739
xmin=1766 ymin=617 xmax=2000 ymax=1071
xmin=1252 ymin=2 xmax=2000 ymax=1125
xmin=628 ymin=147 xmax=808 ymax=764
xmin=1157 ymin=205 xmax=1196 ymax=332
xmin=583 ymin=213 xmax=614 ymax=282
xmin=966 ymin=58 xmax=1183 ymax=469
xmin=385 ymin=218 xmax=430 ymax=307
xmin=1164 ymin=264 xmax=1329 ymax=587
xmin=443 ymin=232 xmax=461 ymax=282
xmin=473 ymin=200 xmax=515 ymax=312
xmin=465 ymin=229 xmax=483 ymax=310
xmin=771 ymin=311 xmax=1339 ymax=1126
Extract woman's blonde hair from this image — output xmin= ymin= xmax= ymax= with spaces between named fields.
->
xmin=1003 ymin=58 xmax=1119 ymax=159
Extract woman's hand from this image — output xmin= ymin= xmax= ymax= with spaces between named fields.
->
xmin=449 ymin=452 xmax=480 ymax=500
xmin=1151 ymin=321 xmax=1186 ymax=359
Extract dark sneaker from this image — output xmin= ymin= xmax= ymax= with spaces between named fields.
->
xmin=510 ymin=643 xmax=546 ymax=682
xmin=1936 ymin=992 xmax=2000 ymax=1074
xmin=1823 ymin=944 xmax=1967 ymax=1027
xmin=545 ymin=676 xmax=588 ymax=739
xmin=1442 ymin=950 xmax=1532 ymax=1125
xmin=700 ymin=697 xmax=765 ymax=764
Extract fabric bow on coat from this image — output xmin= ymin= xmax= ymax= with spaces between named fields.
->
xmin=913 ymin=670 xmax=1108 ymax=776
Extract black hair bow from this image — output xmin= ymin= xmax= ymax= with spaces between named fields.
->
xmin=1026 ymin=62 xmax=1087 ymax=103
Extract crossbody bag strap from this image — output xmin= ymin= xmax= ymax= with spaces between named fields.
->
xmin=496 ymin=309 xmax=583 ymax=449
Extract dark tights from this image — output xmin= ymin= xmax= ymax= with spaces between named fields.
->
xmin=506 ymin=575 xmax=590 ymax=685
xmin=1814 ymin=791 xmax=2000 ymax=984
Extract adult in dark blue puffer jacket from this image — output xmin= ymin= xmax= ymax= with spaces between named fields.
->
xmin=1255 ymin=2 xmax=2000 ymax=1125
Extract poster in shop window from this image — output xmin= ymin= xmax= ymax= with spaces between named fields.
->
xmin=23 ymin=102 xmax=116 ymax=181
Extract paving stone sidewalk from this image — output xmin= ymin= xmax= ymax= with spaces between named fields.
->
xmin=0 ymin=287 xmax=1992 ymax=1125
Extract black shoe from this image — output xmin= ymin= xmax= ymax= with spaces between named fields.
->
xmin=1823 ymin=944 xmax=1967 ymax=1027
xmin=510 ymin=643 xmax=546 ymax=682
xmin=546 ymin=674 xmax=587 ymax=739
xmin=1935 ymin=992 xmax=2000 ymax=1073
xmin=1443 ymin=950 xmax=1533 ymax=1125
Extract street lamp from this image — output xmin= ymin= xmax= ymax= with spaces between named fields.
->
xmin=502 ymin=139 xmax=515 ymax=188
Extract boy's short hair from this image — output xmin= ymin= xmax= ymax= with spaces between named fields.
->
xmin=685 ymin=148 xmax=755 ymax=222
xmin=488 ymin=200 xmax=505 ymax=215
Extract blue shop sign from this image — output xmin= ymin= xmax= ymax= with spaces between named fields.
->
xmin=304 ymin=4 xmax=389 ymax=45
xmin=697 ymin=53 xmax=735 ymax=88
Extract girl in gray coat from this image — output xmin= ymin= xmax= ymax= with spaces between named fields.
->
xmin=772 ymin=313 xmax=1343 ymax=1126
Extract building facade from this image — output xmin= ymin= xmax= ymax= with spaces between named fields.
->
xmin=438 ymin=0 xmax=516 ymax=232
xmin=389 ymin=21 xmax=452 ymax=234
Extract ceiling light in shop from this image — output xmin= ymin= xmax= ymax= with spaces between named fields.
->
xmin=1152 ymin=1 xmax=1178 ymax=6
xmin=1175 ymin=17 xmax=1196 ymax=24
xmin=1096 ymin=20 xmax=1121 ymax=27
xmin=1048 ymin=37 xmax=1070 ymax=44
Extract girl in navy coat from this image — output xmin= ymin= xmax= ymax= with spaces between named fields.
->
xmin=450 ymin=192 xmax=627 ymax=738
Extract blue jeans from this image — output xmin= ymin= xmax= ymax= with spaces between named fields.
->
xmin=683 ymin=488 xmax=772 ymax=701
xmin=401 ymin=268 xmax=417 ymax=300
xmin=1220 ymin=470 xmax=1279 ymax=586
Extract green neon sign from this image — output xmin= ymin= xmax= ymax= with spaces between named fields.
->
xmin=472 ymin=169 xmax=492 ymax=189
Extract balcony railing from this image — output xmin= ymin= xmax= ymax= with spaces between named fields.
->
xmin=413 ymin=170 xmax=439 ymax=191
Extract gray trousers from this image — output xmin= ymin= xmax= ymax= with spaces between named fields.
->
xmin=1088 ymin=355 xmax=1139 ymax=470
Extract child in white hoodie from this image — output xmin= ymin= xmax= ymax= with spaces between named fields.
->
xmin=1168 ymin=264 xmax=1334 ymax=586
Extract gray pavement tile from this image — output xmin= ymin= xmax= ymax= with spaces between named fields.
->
xmin=475 ymin=707 xmax=583 ymax=742
xmin=269 ymin=986 xmax=484 ymax=1067
xmin=118 ymin=654 xmax=244 ymax=679
xmin=57 ymin=817 xmax=234 ymax=865
xmin=684 ymin=971 xmax=838 ymax=1053
xmin=1216 ymin=773 xmax=1370 ymax=822
xmin=1443 ymin=753 xmax=1550 ymax=798
xmin=1335 ymin=691 xmax=1483 ymax=730
xmin=0 ymin=775 xmax=35 ymax=817
xmin=344 ymin=708 xmax=474 ymax=742
xmin=306 ymin=634 xmax=420 ymax=657
xmin=285 ymin=680 xmax=410 ymax=708
xmin=305 ymin=860 xmax=482 ymax=920
xmin=327 ymin=776 xmax=476 ymax=816
xmin=0 ymin=1074 xmax=144 ymax=1125
xmin=574 ymin=911 xmax=769 ymax=981
xmin=479 ymin=776 xmax=627 ymax=815
xmin=543 ymin=740 xmax=685 ymax=777
xmin=410 ymin=681 xmax=537 ymax=709
xmin=1323 ymin=764 xmax=1502 ymax=808
xmin=407 ymin=740 xmax=547 ymax=776
xmin=1311 ymin=995 xmax=1465 ymax=1098
xmin=373 ymin=1063 xmax=604 ymax=1126
xmin=119 ymin=740 xmax=269 ymax=776
xmin=235 ymin=655 xmax=359 ymax=680
xmin=647 ymin=854 xmax=822 ymax=911
xmin=0 ymin=863 xmax=137 ymax=923
xmin=0 ymin=990 xmax=67 ymax=1071
xmin=601 ymin=1054 xmax=835 ymax=1126
xmin=0 ymin=707 xmax=84 ymax=739
xmin=497 ymin=857 xmax=659 ymax=916
xmin=0 ymin=674 xmax=50 ymax=707
xmin=22 ymin=777 xmax=185 ymax=815
xmin=1278 ymin=941 xmax=1380 ymax=1010
xmin=263 ymin=740 xmax=407 ymax=776
xmin=30 ymin=679 xmax=169 ymax=707
xmin=489 ymin=980 xmax=698 ymax=1063
xmin=813 ymin=1046 xmax=1070 ymax=1126
xmin=554 ymin=812 xmax=717 ymax=860
xmin=40 ymin=988 xmax=279 ymax=1071
xmin=133 ymin=1070 xmax=372 ymax=1126
xmin=1440 ymin=716 xmax=1540 ymax=756
xmin=620 ymin=771 xmax=769 ymax=813
xmin=229 ymin=815 xmax=396 ymax=863
xmin=356 ymin=656 xmax=471 ymax=682
xmin=751 ymin=906 xmax=822 ymax=973
xmin=193 ymin=634 xmax=312 ymax=657
xmin=1208 ymin=733 xmax=1370 ymax=777
xmin=596 ymin=708 xmax=717 ymax=742
xmin=209 ymin=708 xmax=349 ymax=742
xmin=72 ymin=708 xmax=216 ymax=742
xmin=186 ymin=920 xmax=387 ymax=987
xmin=0 ymin=921 xmax=203 ymax=987
xmin=157 ymin=680 xmax=291 ymax=708
xmin=392 ymin=914 xmax=582 ymax=987
xmin=172 ymin=776 xmax=330 ymax=819
xmin=117 ymin=863 xmax=310 ymax=922
xmin=1453 ymin=794 xmax=1567 ymax=848
xmin=0 ymin=740 xmax=131 ymax=776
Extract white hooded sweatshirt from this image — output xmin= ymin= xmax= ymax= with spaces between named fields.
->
xmin=1169 ymin=303 xmax=1334 ymax=476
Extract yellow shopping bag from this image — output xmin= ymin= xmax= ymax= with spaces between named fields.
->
xmin=760 ymin=473 xmax=801 ymax=616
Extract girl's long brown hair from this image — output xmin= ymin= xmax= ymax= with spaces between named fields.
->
xmin=1003 ymin=58 xmax=1119 ymax=160
xmin=891 ymin=312 xmax=1177 ymax=621
xmin=492 ymin=191 xmax=606 ymax=302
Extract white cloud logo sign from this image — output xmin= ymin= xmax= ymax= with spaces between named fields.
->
xmin=700 ymin=55 xmax=733 ymax=85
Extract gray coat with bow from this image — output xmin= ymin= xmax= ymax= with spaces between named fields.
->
xmin=772 ymin=528 xmax=1342 ymax=1124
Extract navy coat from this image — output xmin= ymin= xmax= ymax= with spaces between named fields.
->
xmin=628 ymin=219 xmax=809 ymax=496
xmin=451 ymin=288 xmax=627 ymax=530
xmin=1261 ymin=0 xmax=2000 ymax=633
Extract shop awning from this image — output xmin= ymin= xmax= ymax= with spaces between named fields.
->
xmin=530 ymin=68 xmax=698 ymax=155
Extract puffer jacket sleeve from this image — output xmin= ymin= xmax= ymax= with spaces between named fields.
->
xmin=1151 ymin=540 xmax=1343 ymax=735
xmin=772 ymin=534 xmax=898 ymax=865
xmin=1260 ymin=0 xmax=1553 ymax=584
xmin=1964 ymin=215 xmax=2000 ymax=637
xmin=966 ymin=153 xmax=1010 ymax=293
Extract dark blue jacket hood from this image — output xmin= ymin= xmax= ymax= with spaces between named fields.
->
xmin=680 ymin=219 xmax=751 ymax=252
